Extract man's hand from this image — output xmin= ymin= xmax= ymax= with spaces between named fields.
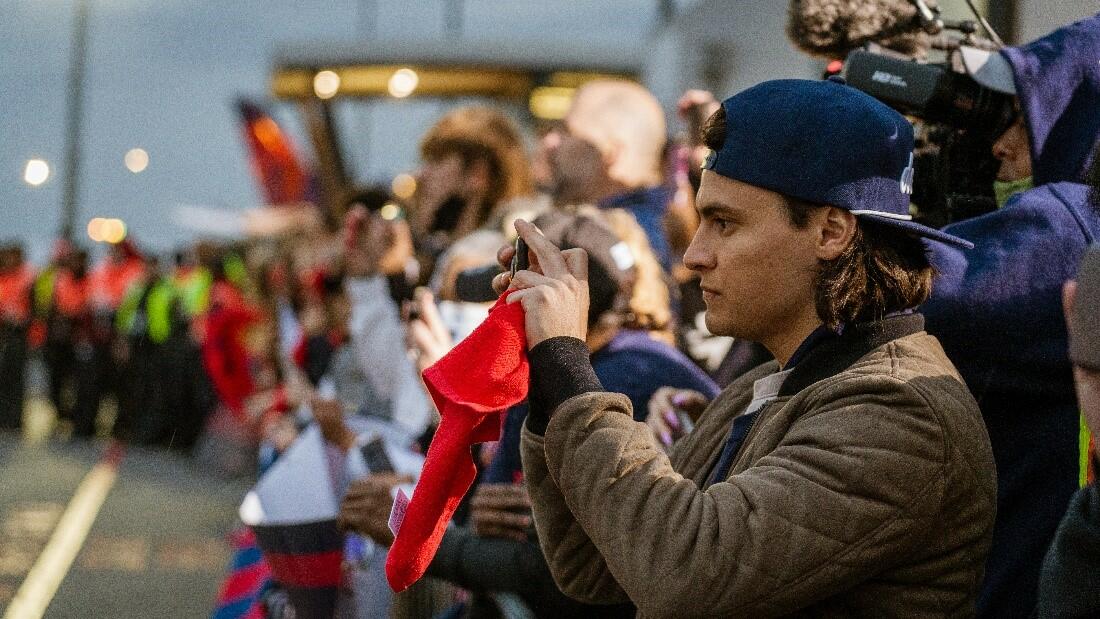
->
xmin=312 ymin=396 xmax=355 ymax=450
xmin=406 ymin=288 xmax=454 ymax=373
xmin=1065 ymin=281 xmax=1100 ymax=437
xmin=470 ymin=483 xmax=533 ymax=542
xmin=344 ymin=205 xmax=413 ymax=278
xmin=678 ymin=89 xmax=720 ymax=144
xmin=499 ymin=219 xmax=590 ymax=349
xmin=645 ymin=387 xmax=711 ymax=451
xmin=262 ymin=414 xmax=299 ymax=453
xmin=677 ymin=90 xmax=719 ymax=123
xmin=338 ymin=473 xmax=414 ymax=547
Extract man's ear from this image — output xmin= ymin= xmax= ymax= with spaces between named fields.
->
xmin=816 ymin=207 xmax=857 ymax=261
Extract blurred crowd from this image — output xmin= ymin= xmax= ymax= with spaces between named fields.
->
xmin=0 ymin=82 xmax=739 ymax=617
xmin=0 ymin=82 xmax=728 ymax=461
xmin=2 ymin=11 xmax=1100 ymax=619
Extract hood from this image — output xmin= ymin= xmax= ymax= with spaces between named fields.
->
xmin=1003 ymin=13 xmax=1100 ymax=185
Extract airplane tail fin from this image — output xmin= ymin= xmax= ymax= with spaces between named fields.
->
xmin=236 ymin=98 xmax=317 ymax=206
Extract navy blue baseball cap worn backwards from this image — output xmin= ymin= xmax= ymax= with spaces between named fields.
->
xmin=703 ymin=78 xmax=974 ymax=249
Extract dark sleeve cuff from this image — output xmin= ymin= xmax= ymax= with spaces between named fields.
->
xmin=525 ymin=336 xmax=603 ymax=435
xmin=425 ymin=525 xmax=466 ymax=581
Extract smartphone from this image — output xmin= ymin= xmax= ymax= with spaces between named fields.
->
xmin=360 ymin=437 xmax=395 ymax=474
xmin=403 ymin=299 xmax=422 ymax=322
xmin=1070 ymin=246 xmax=1100 ymax=370
xmin=511 ymin=237 xmax=529 ymax=276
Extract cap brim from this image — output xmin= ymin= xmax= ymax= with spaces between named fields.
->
xmin=857 ymin=213 xmax=975 ymax=249
xmin=960 ymin=46 xmax=1017 ymax=95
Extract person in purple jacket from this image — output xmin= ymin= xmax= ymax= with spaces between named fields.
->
xmin=922 ymin=13 xmax=1100 ymax=617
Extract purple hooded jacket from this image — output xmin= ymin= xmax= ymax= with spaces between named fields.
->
xmin=923 ymin=13 xmax=1100 ymax=618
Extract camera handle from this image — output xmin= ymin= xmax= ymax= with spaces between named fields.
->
xmin=910 ymin=0 xmax=943 ymax=35
xmin=911 ymin=0 xmax=1003 ymax=50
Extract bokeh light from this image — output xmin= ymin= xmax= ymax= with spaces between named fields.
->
xmin=87 ymin=218 xmax=107 ymax=242
xmin=87 ymin=218 xmax=127 ymax=243
xmin=124 ymin=148 xmax=149 ymax=173
xmin=313 ymin=70 xmax=341 ymax=99
xmin=104 ymin=219 xmax=127 ymax=243
xmin=391 ymin=173 xmax=417 ymax=200
xmin=387 ymin=68 xmax=419 ymax=98
xmin=380 ymin=203 xmax=401 ymax=221
xmin=23 ymin=159 xmax=50 ymax=186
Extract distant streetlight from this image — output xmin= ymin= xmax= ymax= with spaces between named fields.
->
xmin=103 ymin=219 xmax=127 ymax=243
xmin=87 ymin=217 xmax=127 ymax=243
xmin=124 ymin=148 xmax=149 ymax=173
xmin=388 ymin=68 xmax=419 ymax=98
xmin=87 ymin=217 xmax=106 ymax=242
xmin=313 ymin=70 xmax=340 ymax=99
xmin=24 ymin=159 xmax=50 ymax=186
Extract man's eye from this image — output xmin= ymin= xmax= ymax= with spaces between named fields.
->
xmin=714 ymin=218 xmax=733 ymax=233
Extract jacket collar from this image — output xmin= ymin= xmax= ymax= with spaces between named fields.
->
xmin=778 ymin=313 xmax=926 ymax=397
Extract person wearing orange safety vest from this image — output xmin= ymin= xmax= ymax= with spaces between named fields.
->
xmin=89 ymin=239 xmax=146 ymax=312
xmin=88 ymin=239 xmax=146 ymax=438
xmin=0 ymin=243 xmax=34 ymax=430
xmin=45 ymin=248 xmax=104 ymax=437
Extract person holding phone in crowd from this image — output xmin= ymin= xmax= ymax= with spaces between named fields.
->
xmin=497 ymin=79 xmax=996 ymax=616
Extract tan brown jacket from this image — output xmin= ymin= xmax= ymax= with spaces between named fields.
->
xmin=521 ymin=317 xmax=996 ymax=618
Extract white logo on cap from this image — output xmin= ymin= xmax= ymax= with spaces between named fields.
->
xmin=899 ymin=153 xmax=915 ymax=195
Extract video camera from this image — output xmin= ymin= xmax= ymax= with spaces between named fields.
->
xmin=819 ymin=0 xmax=1017 ymax=227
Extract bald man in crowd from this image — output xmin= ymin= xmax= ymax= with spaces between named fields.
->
xmin=544 ymin=80 xmax=674 ymax=270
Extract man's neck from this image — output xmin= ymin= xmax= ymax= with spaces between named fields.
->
xmin=764 ymin=312 xmax=825 ymax=369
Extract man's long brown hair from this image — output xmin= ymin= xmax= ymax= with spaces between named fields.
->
xmin=420 ymin=107 xmax=532 ymax=219
xmin=702 ymin=106 xmax=935 ymax=328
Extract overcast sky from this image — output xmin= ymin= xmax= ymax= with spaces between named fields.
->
xmin=1 ymin=1 xmax=663 ymax=262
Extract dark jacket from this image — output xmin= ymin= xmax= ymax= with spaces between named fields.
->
xmin=924 ymin=14 xmax=1100 ymax=616
xmin=522 ymin=315 xmax=996 ymax=617
xmin=1036 ymin=482 xmax=1100 ymax=618
xmin=926 ymin=183 xmax=1099 ymax=616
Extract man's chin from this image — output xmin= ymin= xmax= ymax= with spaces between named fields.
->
xmin=703 ymin=313 xmax=736 ymax=338
xmin=705 ymin=312 xmax=763 ymax=343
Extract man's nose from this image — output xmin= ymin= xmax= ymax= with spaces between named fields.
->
xmin=682 ymin=232 xmax=713 ymax=273
xmin=991 ymin=136 xmax=1010 ymax=161
xmin=991 ymin=122 xmax=1021 ymax=161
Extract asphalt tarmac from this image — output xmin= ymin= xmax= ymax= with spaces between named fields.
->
xmin=0 ymin=428 xmax=252 ymax=618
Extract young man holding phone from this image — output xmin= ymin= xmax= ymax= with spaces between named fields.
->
xmin=497 ymin=79 xmax=997 ymax=616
